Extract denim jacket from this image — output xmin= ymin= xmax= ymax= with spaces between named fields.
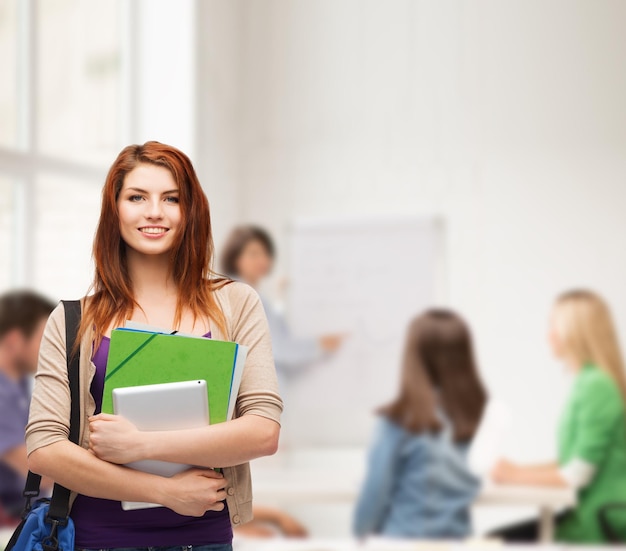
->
xmin=353 ymin=416 xmax=479 ymax=539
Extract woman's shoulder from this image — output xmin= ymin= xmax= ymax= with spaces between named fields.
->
xmin=37 ymin=301 xmax=72 ymax=360
xmin=211 ymin=280 xmax=266 ymax=337
xmin=48 ymin=301 xmax=66 ymax=321
xmin=575 ymin=365 xmax=622 ymax=405
xmin=212 ymin=279 xmax=260 ymax=306
xmin=577 ymin=365 xmax=618 ymax=388
xmin=43 ymin=301 xmax=70 ymax=335
xmin=47 ymin=296 xmax=93 ymax=330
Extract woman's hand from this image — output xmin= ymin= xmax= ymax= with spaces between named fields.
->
xmin=160 ymin=468 xmax=228 ymax=517
xmin=319 ymin=333 xmax=348 ymax=352
xmin=277 ymin=511 xmax=308 ymax=537
xmin=490 ymin=459 xmax=567 ymax=487
xmin=490 ymin=458 xmax=519 ymax=483
xmin=89 ymin=413 xmax=143 ymax=464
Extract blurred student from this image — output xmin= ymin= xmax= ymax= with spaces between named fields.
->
xmin=221 ymin=225 xmax=344 ymax=377
xmin=354 ymin=310 xmax=487 ymax=539
xmin=0 ymin=290 xmax=55 ymax=518
xmin=491 ymin=289 xmax=626 ymax=543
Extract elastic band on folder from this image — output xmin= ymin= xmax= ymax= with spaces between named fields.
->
xmin=104 ymin=333 xmax=159 ymax=382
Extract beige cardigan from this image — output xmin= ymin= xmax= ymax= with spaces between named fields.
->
xmin=25 ymin=281 xmax=283 ymax=526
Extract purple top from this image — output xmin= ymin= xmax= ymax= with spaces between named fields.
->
xmin=72 ymin=332 xmax=233 ymax=548
xmin=0 ymin=372 xmax=31 ymax=514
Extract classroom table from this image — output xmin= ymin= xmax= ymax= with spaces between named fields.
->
xmin=252 ymin=467 xmax=576 ymax=543
xmin=475 ymin=482 xmax=576 ymax=543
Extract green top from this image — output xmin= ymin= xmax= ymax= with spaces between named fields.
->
xmin=557 ymin=364 xmax=626 ymax=543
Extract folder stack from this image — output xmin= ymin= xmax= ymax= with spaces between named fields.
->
xmin=101 ymin=326 xmax=247 ymax=424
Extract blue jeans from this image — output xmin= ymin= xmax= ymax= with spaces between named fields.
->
xmin=76 ymin=546 xmax=232 ymax=551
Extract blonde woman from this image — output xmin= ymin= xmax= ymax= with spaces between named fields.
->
xmin=492 ymin=289 xmax=626 ymax=543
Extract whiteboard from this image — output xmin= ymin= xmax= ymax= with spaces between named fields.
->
xmin=283 ymin=215 xmax=445 ymax=446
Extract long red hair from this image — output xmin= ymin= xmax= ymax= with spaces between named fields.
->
xmin=79 ymin=141 xmax=230 ymax=345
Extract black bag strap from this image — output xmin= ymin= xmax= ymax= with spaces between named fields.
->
xmin=21 ymin=300 xmax=81 ymax=523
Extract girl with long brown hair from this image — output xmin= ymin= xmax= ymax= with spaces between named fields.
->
xmin=25 ymin=142 xmax=283 ymax=551
xmin=353 ymin=309 xmax=487 ymax=539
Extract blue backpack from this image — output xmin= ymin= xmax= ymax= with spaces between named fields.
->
xmin=6 ymin=500 xmax=75 ymax=551
xmin=6 ymin=300 xmax=81 ymax=551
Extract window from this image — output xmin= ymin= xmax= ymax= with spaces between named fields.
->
xmin=0 ymin=177 xmax=15 ymax=290
xmin=0 ymin=0 xmax=127 ymax=298
xmin=0 ymin=0 xmax=196 ymax=298
xmin=0 ymin=0 xmax=18 ymax=148
xmin=32 ymin=174 xmax=101 ymax=299
xmin=37 ymin=0 xmax=123 ymax=165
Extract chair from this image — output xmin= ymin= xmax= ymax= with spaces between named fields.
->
xmin=598 ymin=503 xmax=626 ymax=543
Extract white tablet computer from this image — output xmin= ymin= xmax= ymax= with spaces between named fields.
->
xmin=112 ymin=379 xmax=210 ymax=510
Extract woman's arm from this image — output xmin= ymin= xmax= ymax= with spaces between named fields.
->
xmin=2 ymin=445 xmax=54 ymax=491
xmin=29 ymin=440 xmax=228 ymax=516
xmin=26 ymin=306 xmax=229 ymax=515
xmin=90 ymin=284 xmax=283 ymax=467
xmin=517 ymin=462 xmax=560 ymax=472
xmin=353 ymin=420 xmax=405 ymax=537
xmin=89 ymin=413 xmax=279 ymax=467
xmin=491 ymin=459 xmax=567 ymax=487
xmin=492 ymin=373 xmax=624 ymax=489
xmin=495 ymin=459 xmax=560 ymax=472
xmin=262 ymin=297 xmax=324 ymax=370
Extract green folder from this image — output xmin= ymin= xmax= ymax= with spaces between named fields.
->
xmin=101 ymin=329 xmax=243 ymax=424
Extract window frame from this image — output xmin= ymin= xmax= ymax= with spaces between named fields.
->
xmin=0 ymin=0 xmax=135 ymax=288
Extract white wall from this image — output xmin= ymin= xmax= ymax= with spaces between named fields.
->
xmin=195 ymin=0 xmax=245 ymax=251
xmin=136 ymin=0 xmax=196 ymax=157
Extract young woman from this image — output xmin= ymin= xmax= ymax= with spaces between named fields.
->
xmin=220 ymin=225 xmax=344 ymax=378
xmin=491 ymin=289 xmax=626 ymax=543
xmin=25 ymin=142 xmax=283 ymax=551
xmin=353 ymin=309 xmax=487 ymax=539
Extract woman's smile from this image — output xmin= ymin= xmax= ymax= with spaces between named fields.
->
xmin=138 ymin=225 xmax=170 ymax=238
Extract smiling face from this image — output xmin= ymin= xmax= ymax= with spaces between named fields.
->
xmin=117 ymin=163 xmax=182 ymax=257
